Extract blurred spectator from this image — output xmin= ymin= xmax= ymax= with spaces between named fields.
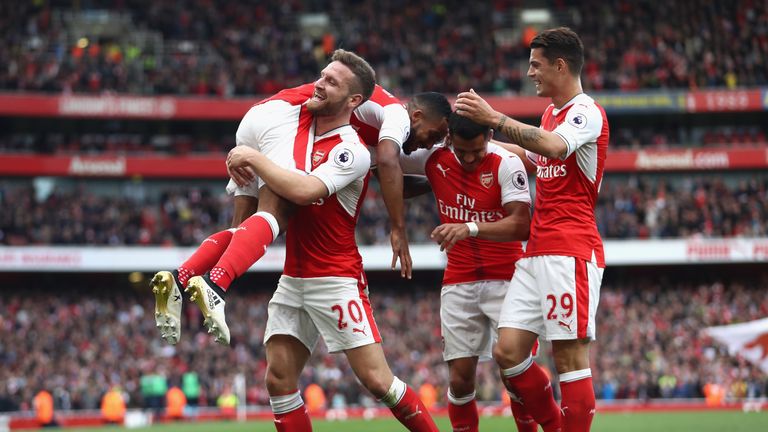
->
xmin=32 ymin=389 xmax=55 ymax=427
xmin=216 ymin=385 xmax=237 ymax=417
xmin=304 ymin=383 xmax=326 ymax=414
xmin=100 ymin=386 xmax=126 ymax=424
xmin=165 ymin=386 xmax=186 ymax=420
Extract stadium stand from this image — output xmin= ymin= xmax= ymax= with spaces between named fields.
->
xmin=1 ymin=272 xmax=766 ymax=411
xmin=1 ymin=0 xmax=767 ymax=427
xmin=2 ymin=173 xmax=767 ymax=245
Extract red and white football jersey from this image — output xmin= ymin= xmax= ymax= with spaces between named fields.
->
xmin=263 ymin=83 xmax=410 ymax=149
xmin=525 ymin=93 xmax=609 ymax=265
xmin=283 ymin=126 xmax=372 ymax=279
xmin=400 ymin=143 xmax=531 ymax=285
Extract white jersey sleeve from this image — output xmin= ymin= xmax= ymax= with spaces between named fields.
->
xmin=552 ymin=102 xmax=603 ymax=160
xmin=489 ymin=143 xmax=532 ymax=206
xmin=398 ymin=146 xmax=438 ymax=176
xmin=234 ymin=100 xmax=288 ymax=149
xmin=378 ymin=104 xmax=411 ymax=148
xmin=310 ymin=144 xmax=371 ymax=195
xmin=524 ymin=149 xmax=538 ymax=165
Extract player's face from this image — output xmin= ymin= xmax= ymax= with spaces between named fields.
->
xmin=308 ymin=61 xmax=358 ymax=116
xmin=450 ymin=133 xmax=488 ymax=172
xmin=528 ymin=48 xmax=557 ymax=97
xmin=404 ymin=114 xmax=448 ymax=152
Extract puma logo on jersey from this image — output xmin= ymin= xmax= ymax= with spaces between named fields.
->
xmin=558 ymin=319 xmax=574 ymax=332
xmin=436 ymin=163 xmax=450 ymax=177
xmin=353 ymin=326 xmax=367 ymax=336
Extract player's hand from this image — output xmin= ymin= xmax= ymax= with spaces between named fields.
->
xmin=431 ymin=223 xmax=470 ymax=252
xmin=227 ymin=163 xmax=256 ymax=187
xmin=454 ymin=89 xmax=500 ymax=128
xmin=390 ymin=227 xmax=413 ymax=279
xmin=227 ymin=146 xmax=260 ymax=168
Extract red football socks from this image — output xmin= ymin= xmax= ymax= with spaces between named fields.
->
xmin=447 ymin=394 xmax=479 ymax=432
xmin=509 ymin=396 xmax=538 ymax=432
xmin=560 ymin=370 xmax=595 ymax=432
xmin=502 ymin=358 xmax=562 ymax=432
xmin=270 ymin=390 xmax=312 ymax=432
xmin=209 ymin=212 xmax=278 ymax=290
xmin=390 ymin=386 xmax=439 ymax=432
xmin=176 ymin=229 xmax=234 ymax=286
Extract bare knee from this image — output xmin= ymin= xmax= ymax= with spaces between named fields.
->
xmin=493 ymin=343 xmax=530 ymax=369
xmin=494 ymin=329 xmax=538 ymax=369
xmin=449 ymin=374 xmax=476 ymax=398
xmin=265 ymin=364 xmax=299 ymax=396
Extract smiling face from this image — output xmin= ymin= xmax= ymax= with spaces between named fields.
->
xmin=307 ymin=61 xmax=359 ymax=116
xmin=527 ymin=47 xmax=560 ymax=98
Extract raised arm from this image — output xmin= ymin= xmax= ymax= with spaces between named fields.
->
xmin=455 ymin=90 xmax=567 ymax=159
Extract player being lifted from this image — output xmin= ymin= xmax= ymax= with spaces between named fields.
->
xmin=224 ymin=92 xmax=440 ymax=432
xmin=456 ymin=27 xmax=609 ymax=432
xmin=400 ymin=111 xmax=539 ymax=432
xmin=151 ymin=53 xmax=449 ymax=345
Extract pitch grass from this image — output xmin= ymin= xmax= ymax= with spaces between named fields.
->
xmin=64 ymin=411 xmax=768 ymax=432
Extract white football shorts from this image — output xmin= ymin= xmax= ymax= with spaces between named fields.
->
xmin=498 ymin=255 xmax=603 ymax=341
xmin=264 ymin=275 xmax=381 ymax=353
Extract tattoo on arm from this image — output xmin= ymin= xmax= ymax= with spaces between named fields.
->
xmin=500 ymin=123 xmax=543 ymax=148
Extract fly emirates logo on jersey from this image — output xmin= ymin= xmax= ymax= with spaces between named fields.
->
xmin=438 ymin=193 xmax=504 ymax=223
xmin=536 ymin=155 xmax=567 ymax=179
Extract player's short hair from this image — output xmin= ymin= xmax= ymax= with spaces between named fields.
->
xmin=530 ymin=27 xmax=584 ymax=76
xmin=410 ymin=92 xmax=452 ymax=120
xmin=449 ymin=111 xmax=490 ymax=140
xmin=331 ymin=49 xmax=376 ymax=104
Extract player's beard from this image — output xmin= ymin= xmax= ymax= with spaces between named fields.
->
xmin=307 ymin=96 xmax=347 ymax=117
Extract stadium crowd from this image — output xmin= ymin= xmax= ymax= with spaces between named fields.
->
xmin=1 ymin=173 xmax=766 ymax=246
xmin=0 ymin=125 xmax=765 ymax=155
xmin=1 ymin=0 xmax=766 ymax=96
xmin=1 ymin=277 xmax=766 ymax=412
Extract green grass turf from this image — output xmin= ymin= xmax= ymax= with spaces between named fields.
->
xmin=62 ymin=411 xmax=768 ymax=432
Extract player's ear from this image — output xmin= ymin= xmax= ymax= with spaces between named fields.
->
xmin=488 ymin=129 xmax=494 ymax=142
xmin=556 ymin=58 xmax=567 ymax=73
xmin=349 ymin=93 xmax=363 ymax=108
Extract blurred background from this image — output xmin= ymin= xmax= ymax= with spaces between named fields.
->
xmin=0 ymin=0 xmax=767 ymax=429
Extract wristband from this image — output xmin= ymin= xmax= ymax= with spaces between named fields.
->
xmin=465 ymin=222 xmax=479 ymax=237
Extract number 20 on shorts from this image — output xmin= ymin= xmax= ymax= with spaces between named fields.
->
xmin=331 ymin=300 xmax=364 ymax=330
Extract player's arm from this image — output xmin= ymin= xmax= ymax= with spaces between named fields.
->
xmin=375 ymin=139 xmax=412 ymax=278
xmin=490 ymin=139 xmax=536 ymax=175
xmin=430 ymin=202 xmax=530 ymax=252
xmin=226 ymin=146 xmax=328 ymax=206
xmin=455 ymin=90 xmax=567 ymax=159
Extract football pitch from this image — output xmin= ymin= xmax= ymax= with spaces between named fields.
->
xmin=63 ymin=411 xmax=768 ymax=432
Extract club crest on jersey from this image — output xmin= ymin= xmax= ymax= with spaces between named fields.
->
xmin=312 ymin=150 xmax=326 ymax=167
xmin=480 ymin=171 xmax=494 ymax=188
xmin=334 ymin=148 xmax=354 ymax=167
